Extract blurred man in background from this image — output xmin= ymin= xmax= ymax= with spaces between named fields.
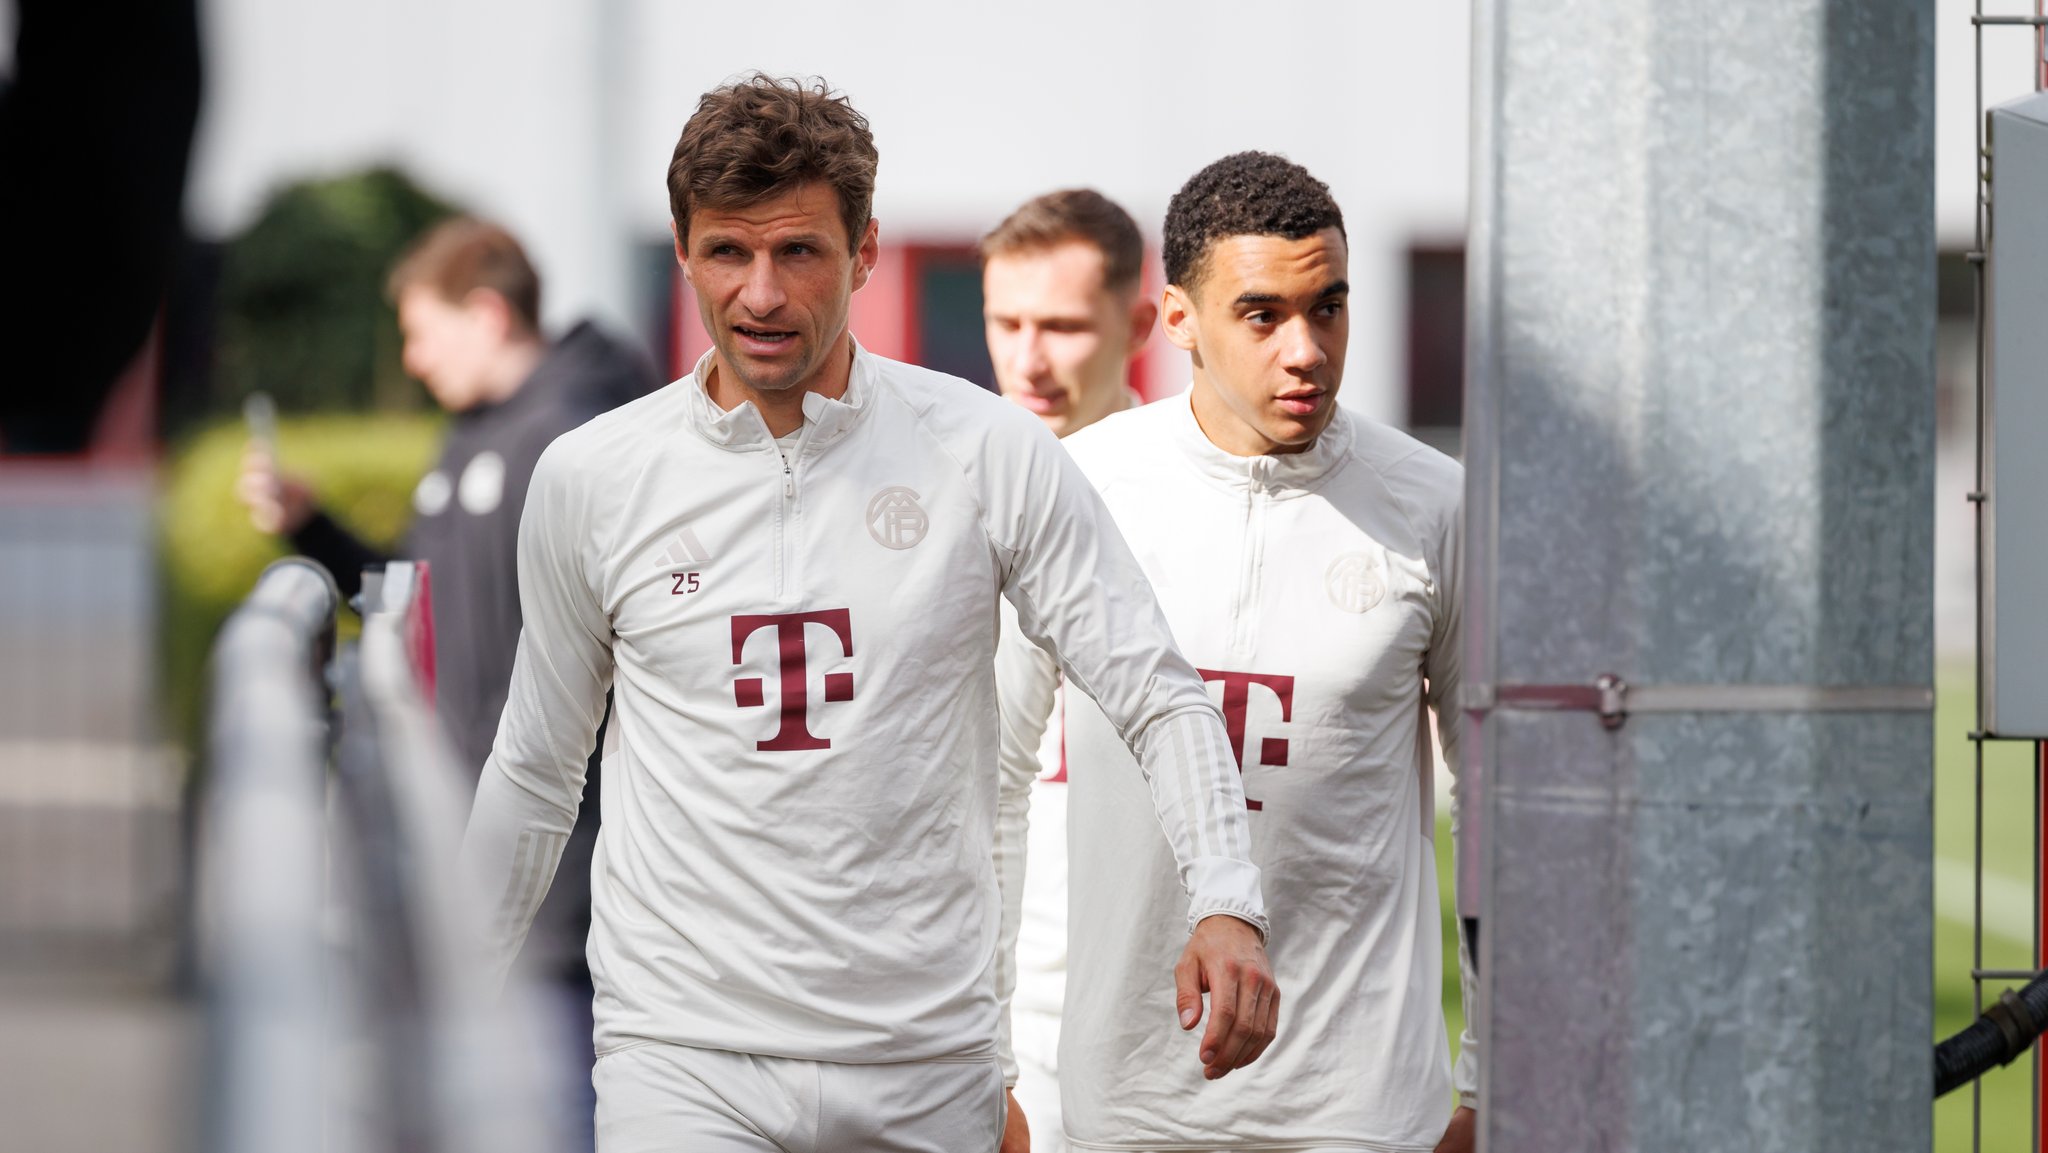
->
xmin=981 ymin=188 xmax=1155 ymax=1153
xmin=1022 ymin=152 xmax=1478 ymax=1152
xmin=237 ymin=216 xmax=657 ymax=1153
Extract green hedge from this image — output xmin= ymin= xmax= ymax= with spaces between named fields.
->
xmin=193 ymin=168 xmax=457 ymax=430
xmin=160 ymin=412 xmax=443 ymax=744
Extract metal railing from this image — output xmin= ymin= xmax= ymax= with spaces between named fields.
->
xmin=337 ymin=562 xmax=563 ymax=1153
xmin=198 ymin=558 xmax=563 ymax=1153
xmin=197 ymin=558 xmax=339 ymax=1153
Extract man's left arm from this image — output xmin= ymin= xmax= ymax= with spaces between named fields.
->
xmin=988 ymin=424 xmax=1277 ymax=1080
xmin=1424 ymin=485 xmax=1478 ymax=1138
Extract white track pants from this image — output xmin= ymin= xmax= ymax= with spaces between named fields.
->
xmin=1010 ymin=1008 xmax=1066 ymax=1153
xmin=593 ymin=1042 xmax=1004 ymax=1153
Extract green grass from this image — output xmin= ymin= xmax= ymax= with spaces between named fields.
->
xmin=1434 ymin=667 xmax=2043 ymax=1148
xmin=1934 ymin=666 xmax=2041 ymax=1152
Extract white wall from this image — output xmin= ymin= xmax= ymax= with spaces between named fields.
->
xmin=190 ymin=0 xmax=635 ymax=345
xmin=1938 ymin=0 xmax=2048 ymax=245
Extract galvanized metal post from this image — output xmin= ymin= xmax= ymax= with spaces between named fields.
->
xmin=1465 ymin=3 xmax=1936 ymax=1150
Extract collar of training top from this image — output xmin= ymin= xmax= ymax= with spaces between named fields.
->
xmin=680 ymin=338 xmax=874 ymax=453
xmin=1167 ymin=385 xmax=1354 ymax=496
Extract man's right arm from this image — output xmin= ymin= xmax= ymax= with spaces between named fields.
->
xmin=988 ymin=423 xmax=1276 ymax=1078
xmin=288 ymin=511 xmax=387 ymax=601
xmin=991 ymin=602 xmax=1060 ymax=1089
xmin=238 ymin=444 xmax=389 ymax=599
xmin=458 ymin=441 xmax=614 ymax=991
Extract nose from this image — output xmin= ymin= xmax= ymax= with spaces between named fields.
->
xmin=1277 ymin=316 xmax=1327 ymax=374
xmin=738 ymin=253 xmax=788 ymax=318
xmin=1011 ymin=326 xmax=1049 ymax=380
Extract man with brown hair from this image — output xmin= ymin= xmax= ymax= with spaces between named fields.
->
xmin=239 ymin=217 xmax=656 ymax=1153
xmin=240 ymin=216 xmax=654 ymax=773
xmin=459 ymin=76 xmax=1279 ymax=1152
xmin=981 ymin=188 xmax=1156 ymax=1153
xmin=981 ymin=189 xmax=1154 ymax=438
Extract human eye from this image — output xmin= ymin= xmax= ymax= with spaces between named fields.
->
xmin=1316 ymin=299 xmax=1346 ymax=318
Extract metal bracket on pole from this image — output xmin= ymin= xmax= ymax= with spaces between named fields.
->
xmin=1466 ymin=678 xmax=1934 ymax=732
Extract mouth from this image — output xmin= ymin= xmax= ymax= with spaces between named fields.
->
xmin=1275 ymin=389 xmax=1325 ymax=417
xmin=733 ymin=324 xmax=798 ymax=353
xmin=1016 ymin=391 xmax=1066 ymax=415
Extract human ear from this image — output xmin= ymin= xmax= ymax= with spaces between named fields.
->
xmin=1127 ymin=294 xmax=1160 ymax=356
xmin=1161 ymin=284 xmax=1198 ymax=353
xmin=850 ymin=218 xmax=881 ymax=293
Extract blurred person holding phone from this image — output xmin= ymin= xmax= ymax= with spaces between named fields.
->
xmin=980 ymin=188 xmax=1156 ymax=1153
xmin=236 ymin=216 xmax=657 ymax=1153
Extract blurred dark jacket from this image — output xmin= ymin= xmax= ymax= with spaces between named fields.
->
xmin=293 ymin=319 xmax=658 ymax=976
xmin=0 ymin=0 xmax=201 ymax=452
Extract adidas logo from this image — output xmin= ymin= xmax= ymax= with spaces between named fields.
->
xmin=657 ymin=527 xmax=712 ymax=569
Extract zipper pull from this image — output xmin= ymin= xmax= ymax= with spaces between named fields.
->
xmin=782 ymin=461 xmax=795 ymax=498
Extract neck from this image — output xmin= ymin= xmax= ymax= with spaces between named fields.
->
xmin=476 ymin=337 xmax=547 ymax=407
xmin=1062 ymin=384 xmax=1135 ymax=439
xmin=1188 ymin=372 xmax=1312 ymax=457
xmin=707 ymin=330 xmax=855 ymax=438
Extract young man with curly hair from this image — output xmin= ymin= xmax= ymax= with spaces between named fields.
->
xmin=1020 ymin=152 xmax=1479 ymax=1152
xmin=459 ymin=78 xmax=1279 ymax=1152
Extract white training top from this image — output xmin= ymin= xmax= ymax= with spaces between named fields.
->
xmin=459 ymin=344 xmax=1267 ymax=1073
xmin=995 ymin=598 xmax=1069 ymax=1021
xmin=997 ymin=388 xmax=1142 ymax=1032
xmin=1018 ymin=392 xmax=1476 ymax=1150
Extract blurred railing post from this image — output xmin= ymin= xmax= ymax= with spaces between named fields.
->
xmin=341 ymin=561 xmax=563 ymax=1153
xmin=197 ymin=558 xmax=339 ymax=1153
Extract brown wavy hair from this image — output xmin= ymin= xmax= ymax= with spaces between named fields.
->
xmin=979 ymin=188 xmax=1145 ymax=295
xmin=667 ymin=74 xmax=879 ymax=246
xmin=386 ymin=217 xmax=542 ymax=334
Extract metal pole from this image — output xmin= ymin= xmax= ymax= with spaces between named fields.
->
xmin=1974 ymin=3 xmax=1989 ymax=1148
xmin=198 ymin=559 xmax=339 ymax=1153
xmin=1466 ymin=2 xmax=1936 ymax=1148
xmin=2036 ymin=23 xmax=2046 ymax=1153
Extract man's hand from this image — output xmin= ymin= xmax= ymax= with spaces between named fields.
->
xmin=1173 ymin=914 xmax=1279 ymax=1081
xmin=999 ymin=1088 xmax=1029 ymax=1153
xmin=1433 ymin=1105 xmax=1475 ymax=1153
xmin=235 ymin=443 xmax=316 ymax=535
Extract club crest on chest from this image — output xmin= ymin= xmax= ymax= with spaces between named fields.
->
xmin=1325 ymin=549 xmax=1388 ymax=614
xmin=866 ymin=486 xmax=927 ymax=550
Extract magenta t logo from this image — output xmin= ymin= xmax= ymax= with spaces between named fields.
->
xmin=1195 ymin=668 xmax=1295 ymax=811
xmin=731 ymin=609 xmax=855 ymax=751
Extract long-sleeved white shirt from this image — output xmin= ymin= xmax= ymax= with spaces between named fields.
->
xmin=460 ymin=343 xmax=1266 ymax=1072
xmin=1010 ymin=392 xmax=1474 ymax=1150
xmin=995 ymin=598 xmax=1070 ymax=1023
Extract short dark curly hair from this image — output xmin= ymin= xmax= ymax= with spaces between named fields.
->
xmin=1162 ymin=152 xmax=1345 ymax=293
xmin=668 ymin=74 xmax=878 ymax=245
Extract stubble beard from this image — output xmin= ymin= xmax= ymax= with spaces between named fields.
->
xmin=720 ymin=336 xmax=814 ymax=396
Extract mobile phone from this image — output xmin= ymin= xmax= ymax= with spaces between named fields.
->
xmin=242 ymin=391 xmax=278 ymax=460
